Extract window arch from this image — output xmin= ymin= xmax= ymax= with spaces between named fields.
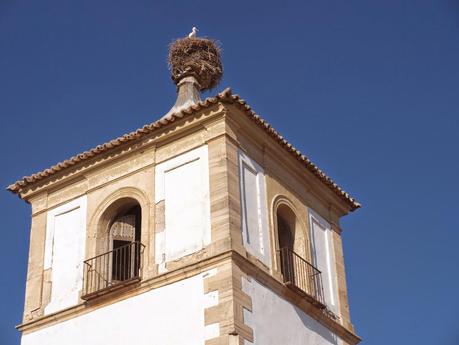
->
xmin=107 ymin=201 xmax=141 ymax=282
xmin=274 ymin=202 xmax=300 ymax=279
xmin=272 ymin=196 xmax=325 ymax=306
xmin=272 ymin=197 xmax=307 ymax=259
xmin=97 ymin=197 xmax=142 ymax=254
xmin=83 ymin=195 xmax=146 ymax=298
xmin=277 ymin=204 xmax=296 ymax=252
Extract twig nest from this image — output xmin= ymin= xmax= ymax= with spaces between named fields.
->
xmin=168 ymin=37 xmax=223 ymax=91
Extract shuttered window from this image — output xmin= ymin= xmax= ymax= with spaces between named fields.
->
xmin=309 ymin=211 xmax=339 ymax=314
xmin=239 ymin=151 xmax=270 ymax=267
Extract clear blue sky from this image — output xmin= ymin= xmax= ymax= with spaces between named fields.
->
xmin=1 ymin=1 xmax=458 ymax=344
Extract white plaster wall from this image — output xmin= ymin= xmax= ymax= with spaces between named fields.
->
xmin=155 ymin=145 xmax=211 ymax=263
xmin=238 ymin=150 xmax=271 ymax=267
xmin=242 ymin=277 xmax=342 ymax=345
xmin=309 ymin=209 xmax=339 ymax=315
xmin=22 ymin=271 xmax=219 ymax=345
xmin=44 ymin=196 xmax=87 ymax=315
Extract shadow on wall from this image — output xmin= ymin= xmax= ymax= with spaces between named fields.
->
xmin=243 ymin=277 xmax=340 ymax=345
xmin=294 ymin=306 xmax=338 ymax=345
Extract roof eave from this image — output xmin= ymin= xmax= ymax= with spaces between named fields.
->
xmin=6 ymin=87 xmax=360 ymax=211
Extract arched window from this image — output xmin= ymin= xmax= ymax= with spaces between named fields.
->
xmin=83 ymin=197 xmax=144 ymax=299
xmin=276 ymin=204 xmax=297 ymax=281
xmin=277 ymin=204 xmax=296 ymax=252
xmin=109 ymin=204 xmax=141 ymax=282
xmin=274 ymin=200 xmax=326 ymax=307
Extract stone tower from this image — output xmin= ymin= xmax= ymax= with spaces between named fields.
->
xmin=8 ymin=33 xmax=361 ymax=345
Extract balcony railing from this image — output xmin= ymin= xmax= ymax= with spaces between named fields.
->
xmin=82 ymin=241 xmax=145 ymax=300
xmin=278 ymin=247 xmax=326 ymax=308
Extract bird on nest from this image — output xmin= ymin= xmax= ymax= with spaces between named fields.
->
xmin=188 ymin=27 xmax=198 ymax=38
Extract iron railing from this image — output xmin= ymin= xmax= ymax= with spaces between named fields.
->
xmin=82 ymin=241 xmax=145 ymax=299
xmin=278 ymin=247 xmax=326 ymax=308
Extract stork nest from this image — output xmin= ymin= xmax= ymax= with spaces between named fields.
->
xmin=168 ymin=37 xmax=223 ymax=91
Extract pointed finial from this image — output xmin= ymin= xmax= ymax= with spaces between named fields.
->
xmin=188 ymin=27 xmax=198 ymax=38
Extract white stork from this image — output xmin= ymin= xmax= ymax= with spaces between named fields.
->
xmin=188 ymin=27 xmax=198 ymax=38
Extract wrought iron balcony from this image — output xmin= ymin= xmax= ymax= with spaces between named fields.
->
xmin=278 ymin=247 xmax=326 ymax=308
xmin=82 ymin=241 xmax=145 ymax=300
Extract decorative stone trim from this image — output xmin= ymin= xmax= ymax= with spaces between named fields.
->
xmin=17 ymin=251 xmax=232 ymax=334
xmin=8 ymin=89 xmax=359 ymax=212
xmin=203 ymin=258 xmax=253 ymax=345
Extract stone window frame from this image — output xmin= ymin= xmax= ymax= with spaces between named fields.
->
xmin=270 ymin=195 xmax=311 ymax=277
xmin=87 ymin=187 xmax=151 ymax=281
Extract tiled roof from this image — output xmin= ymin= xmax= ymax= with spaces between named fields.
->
xmin=7 ymin=88 xmax=360 ymax=210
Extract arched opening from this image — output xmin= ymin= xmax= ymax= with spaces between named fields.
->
xmin=83 ymin=197 xmax=144 ymax=299
xmin=277 ymin=204 xmax=296 ymax=252
xmin=274 ymin=200 xmax=326 ymax=307
xmin=276 ymin=204 xmax=297 ymax=281
xmin=109 ymin=204 xmax=141 ymax=282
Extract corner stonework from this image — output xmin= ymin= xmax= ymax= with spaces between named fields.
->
xmin=203 ymin=258 xmax=253 ymax=345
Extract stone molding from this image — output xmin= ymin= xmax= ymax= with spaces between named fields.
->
xmin=17 ymin=250 xmax=359 ymax=344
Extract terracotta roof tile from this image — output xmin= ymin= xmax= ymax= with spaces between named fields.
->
xmin=7 ymin=88 xmax=360 ymax=210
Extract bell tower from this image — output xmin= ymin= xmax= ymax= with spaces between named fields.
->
xmin=9 ymin=31 xmax=361 ymax=345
